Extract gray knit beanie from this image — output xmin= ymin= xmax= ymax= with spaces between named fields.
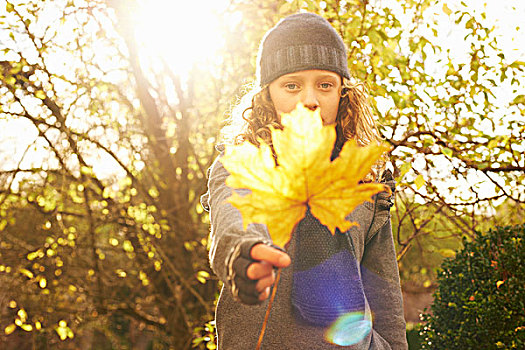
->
xmin=257 ymin=12 xmax=350 ymax=86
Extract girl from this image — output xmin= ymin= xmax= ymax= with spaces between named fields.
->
xmin=201 ymin=12 xmax=407 ymax=349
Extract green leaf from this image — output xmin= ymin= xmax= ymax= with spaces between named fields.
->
xmin=442 ymin=147 xmax=453 ymax=158
xmin=477 ymin=162 xmax=489 ymax=170
xmin=487 ymin=139 xmax=498 ymax=149
xmin=6 ymin=3 xmax=14 ymax=12
xmin=423 ymin=138 xmax=435 ymax=147
xmin=509 ymin=60 xmax=525 ymax=69
xmin=511 ymin=94 xmax=525 ymax=105
xmin=415 ymin=175 xmax=425 ymax=189
xmin=397 ymin=161 xmax=411 ymax=181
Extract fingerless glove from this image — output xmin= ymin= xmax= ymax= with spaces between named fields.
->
xmin=225 ymin=239 xmax=268 ymax=305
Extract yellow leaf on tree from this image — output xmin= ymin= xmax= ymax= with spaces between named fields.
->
xmin=20 ymin=324 xmax=32 ymax=332
xmin=438 ymin=248 xmax=456 ymax=258
xmin=4 ymin=324 xmax=16 ymax=335
xmin=415 ymin=174 xmax=425 ymax=190
xmin=17 ymin=309 xmax=27 ymax=322
xmin=19 ymin=268 xmax=34 ymax=279
xmin=442 ymin=3 xmax=452 ymax=16
xmin=221 ymin=104 xmax=390 ymax=248
xmin=35 ymin=90 xmax=46 ymax=100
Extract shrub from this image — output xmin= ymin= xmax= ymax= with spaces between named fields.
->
xmin=420 ymin=224 xmax=525 ymax=349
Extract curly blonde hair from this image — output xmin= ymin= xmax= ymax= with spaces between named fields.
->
xmin=223 ymin=77 xmax=380 ymax=142
xmin=220 ymin=78 xmax=385 ymax=180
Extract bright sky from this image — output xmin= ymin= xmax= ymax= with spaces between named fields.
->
xmin=372 ymin=0 xmax=525 ymax=206
xmin=0 ymin=0 xmax=235 ymax=181
xmin=132 ymin=0 xmax=235 ymax=79
xmin=443 ymin=0 xmax=525 ymax=62
xmin=429 ymin=0 xmax=524 ymax=205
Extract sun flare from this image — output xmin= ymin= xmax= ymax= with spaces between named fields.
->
xmin=131 ymin=0 xmax=232 ymax=78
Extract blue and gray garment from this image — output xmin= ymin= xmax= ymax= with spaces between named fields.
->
xmin=201 ymin=144 xmax=408 ymax=349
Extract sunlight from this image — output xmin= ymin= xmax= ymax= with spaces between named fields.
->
xmin=131 ymin=0 xmax=232 ymax=79
xmin=325 ymin=312 xmax=372 ymax=346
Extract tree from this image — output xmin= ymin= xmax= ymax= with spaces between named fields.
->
xmin=0 ymin=0 xmax=523 ymax=348
xmin=0 ymin=0 xmax=236 ymax=347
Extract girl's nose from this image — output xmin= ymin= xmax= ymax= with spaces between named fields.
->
xmin=302 ymin=88 xmax=319 ymax=111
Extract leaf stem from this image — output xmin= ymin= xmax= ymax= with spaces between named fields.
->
xmin=255 ymin=267 xmax=282 ymax=350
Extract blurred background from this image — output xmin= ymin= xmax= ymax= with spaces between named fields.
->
xmin=0 ymin=0 xmax=523 ymax=348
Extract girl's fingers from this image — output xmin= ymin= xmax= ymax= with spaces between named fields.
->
xmin=246 ymin=261 xmax=273 ymax=280
xmin=258 ymin=287 xmax=270 ymax=301
xmin=250 ymin=244 xmax=291 ymax=268
xmin=255 ymin=272 xmax=276 ymax=292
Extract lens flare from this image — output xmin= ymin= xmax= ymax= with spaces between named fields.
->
xmin=325 ymin=312 xmax=372 ymax=346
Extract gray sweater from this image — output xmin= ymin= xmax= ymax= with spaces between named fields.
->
xmin=203 ymin=156 xmax=408 ymax=349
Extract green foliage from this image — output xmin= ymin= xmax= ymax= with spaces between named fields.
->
xmin=420 ymin=224 xmax=525 ymax=349
xmin=192 ymin=320 xmax=217 ymax=350
xmin=393 ymin=199 xmax=465 ymax=287
xmin=406 ymin=324 xmax=424 ymax=350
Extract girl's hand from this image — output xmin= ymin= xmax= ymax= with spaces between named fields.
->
xmin=248 ymin=243 xmax=291 ymax=301
xmin=228 ymin=241 xmax=291 ymax=305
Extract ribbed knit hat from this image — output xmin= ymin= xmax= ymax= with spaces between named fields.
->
xmin=257 ymin=12 xmax=350 ymax=86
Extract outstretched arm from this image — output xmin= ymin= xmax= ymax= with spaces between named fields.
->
xmin=206 ymin=156 xmax=290 ymax=303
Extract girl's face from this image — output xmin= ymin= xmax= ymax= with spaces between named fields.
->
xmin=269 ymin=69 xmax=342 ymax=125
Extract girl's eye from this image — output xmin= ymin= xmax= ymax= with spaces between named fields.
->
xmin=319 ymin=83 xmax=333 ymax=89
xmin=284 ymin=83 xmax=299 ymax=90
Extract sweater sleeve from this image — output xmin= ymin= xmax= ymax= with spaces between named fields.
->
xmin=204 ymin=155 xmax=272 ymax=284
xmin=360 ymin=219 xmax=408 ymax=350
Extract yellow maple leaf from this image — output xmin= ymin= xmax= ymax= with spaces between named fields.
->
xmin=221 ymin=104 xmax=390 ymax=248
